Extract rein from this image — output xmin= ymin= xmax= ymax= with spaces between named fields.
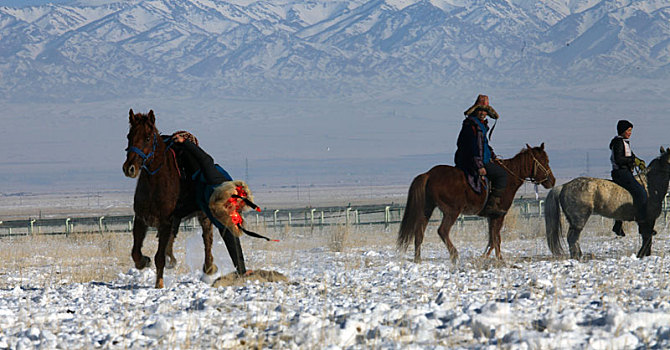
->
xmin=496 ymin=152 xmax=552 ymax=185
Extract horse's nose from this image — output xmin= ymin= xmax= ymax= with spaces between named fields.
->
xmin=124 ymin=164 xmax=137 ymax=178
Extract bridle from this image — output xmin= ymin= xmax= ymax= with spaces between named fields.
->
xmin=125 ymin=133 xmax=170 ymax=176
xmin=496 ymin=151 xmax=553 ymax=185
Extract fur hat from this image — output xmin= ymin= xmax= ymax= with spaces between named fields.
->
xmin=617 ymin=120 xmax=633 ymax=136
xmin=464 ymin=94 xmax=499 ymax=119
xmin=172 ymin=130 xmax=199 ymax=145
xmin=209 ymin=180 xmax=255 ymax=237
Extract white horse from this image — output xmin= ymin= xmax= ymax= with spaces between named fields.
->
xmin=545 ymin=147 xmax=670 ymax=259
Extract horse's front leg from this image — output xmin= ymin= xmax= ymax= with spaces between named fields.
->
xmin=154 ymin=221 xmax=174 ymax=289
xmin=484 ymin=217 xmax=505 ymax=259
xmin=198 ymin=213 xmax=218 ymax=275
xmin=131 ymin=218 xmax=151 ymax=270
xmin=637 ymin=232 xmax=653 ymax=258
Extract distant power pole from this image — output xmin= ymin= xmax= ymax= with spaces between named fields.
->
xmin=245 ymin=158 xmax=249 ymax=183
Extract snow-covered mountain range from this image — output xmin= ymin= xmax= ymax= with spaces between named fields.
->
xmin=1 ymin=0 xmax=669 ymax=101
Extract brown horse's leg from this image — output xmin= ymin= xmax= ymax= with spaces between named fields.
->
xmin=413 ymin=226 xmax=425 ymax=263
xmin=484 ymin=217 xmax=505 ymax=259
xmin=198 ymin=213 xmax=218 ymax=275
xmin=154 ymin=222 xmax=173 ymax=289
xmin=165 ymin=231 xmax=177 ymax=269
xmin=131 ymin=219 xmax=151 ymax=270
xmin=436 ymin=210 xmax=460 ymax=262
xmin=164 ymin=219 xmax=182 ymax=269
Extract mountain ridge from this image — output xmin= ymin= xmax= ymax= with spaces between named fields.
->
xmin=1 ymin=0 xmax=669 ymax=101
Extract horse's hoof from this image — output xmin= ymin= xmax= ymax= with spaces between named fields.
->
xmin=203 ymin=263 xmax=219 ymax=276
xmin=135 ymin=256 xmax=151 ymax=270
xmin=166 ymin=256 xmax=177 ymax=269
xmin=155 ymin=278 xmax=164 ymax=289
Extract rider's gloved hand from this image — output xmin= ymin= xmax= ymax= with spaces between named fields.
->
xmin=634 ymin=158 xmax=646 ymax=170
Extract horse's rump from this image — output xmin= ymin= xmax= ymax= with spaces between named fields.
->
xmin=561 ymin=177 xmax=636 ymax=220
xmin=425 ymin=165 xmax=487 ymax=215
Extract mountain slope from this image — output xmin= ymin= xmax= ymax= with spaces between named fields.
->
xmin=0 ymin=0 xmax=668 ymax=101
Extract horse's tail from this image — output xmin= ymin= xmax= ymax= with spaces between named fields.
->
xmin=397 ymin=173 xmax=432 ymax=251
xmin=545 ymin=184 xmax=564 ymax=256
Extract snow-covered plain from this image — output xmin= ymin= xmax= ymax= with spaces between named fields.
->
xmin=1 ymin=214 xmax=669 ymax=349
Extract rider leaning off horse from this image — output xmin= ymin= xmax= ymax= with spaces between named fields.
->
xmin=455 ymin=94 xmax=508 ymax=217
xmin=609 ymin=119 xmax=653 ymax=237
xmin=170 ymin=132 xmax=248 ymax=274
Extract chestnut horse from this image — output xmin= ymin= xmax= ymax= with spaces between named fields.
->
xmin=397 ymin=144 xmax=555 ymax=262
xmin=122 ymin=109 xmax=245 ymax=288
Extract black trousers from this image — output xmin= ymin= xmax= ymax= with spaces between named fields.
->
xmin=612 ymin=169 xmax=647 ymax=221
xmin=484 ymin=161 xmax=508 ymax=192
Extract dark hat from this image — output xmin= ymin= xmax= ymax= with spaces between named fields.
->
xmin=616 ymin=120 xmax=633 ymax=135
xmin=464 ymin=94 xmax=499 ymax=119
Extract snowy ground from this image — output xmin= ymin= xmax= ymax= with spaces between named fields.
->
xmin=0 ymin=216 xmax=669 ymax=349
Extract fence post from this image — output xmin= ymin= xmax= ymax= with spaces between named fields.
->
xmin=346 ymin=208 xmax=352 ymax=226
xmin=29 ymin=219 xmax=36 ymax=235
xmin=98 ymin=216 xmax=105 ymax=234
xmin=288 ymin=212 xmax=292 ymax=226
xmin=355 ymin=210 xmax=359 ymax=224
xmin=274 ymin=210 xmax=279 ymax=228
xmin=65 ymin=218 xmax=71 ymax=235
xmin=538 ymin=200 xmax=544 ymax=217
xmin=321 ymin=211 xmax=325 ymax=225
xmin=384 ymin=206 xmax=390 ymax=228
xmin=310 ymin=209 xmax=316 ymax=226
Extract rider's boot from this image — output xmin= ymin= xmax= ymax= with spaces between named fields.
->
xmin=481 ymin=188 xmax=507 ymax=218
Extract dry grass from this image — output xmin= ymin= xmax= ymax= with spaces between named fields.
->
xmin=0 ymin=231 xmax=197 ymax=288
xmin=0 ymin=233 xmax=131 ymax=288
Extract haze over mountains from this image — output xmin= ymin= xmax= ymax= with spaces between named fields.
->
xmin=1 ymin=0 xmax=669 ymax=192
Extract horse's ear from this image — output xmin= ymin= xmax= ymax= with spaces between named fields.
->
xmin=526 ymin=143 xmax=531 ymax=149
xmin=148 ymin=110 xmax=155 ymax=125
xmin=661 ymin=146 xmax=667 ymax=154
xmin=128 ymin=109 xmax=135 ymax=123
xmin=540 ymin=142 xmax=545 ymax=150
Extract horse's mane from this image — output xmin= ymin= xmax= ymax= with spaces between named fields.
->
xmin=505 ymin=146 xmax=538 ymax=161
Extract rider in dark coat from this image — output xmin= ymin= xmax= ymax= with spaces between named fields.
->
xmin=455 ymin=94 xmax=508 ymax=217
xmin=170 ymin=132 xmax=246 ymax=275
xmin=171 ymin=132 xmax=232 ymax=184
xmin=609 ymin=120 xmax=650 ymax=237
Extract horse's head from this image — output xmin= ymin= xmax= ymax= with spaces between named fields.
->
xmin=525 ymin=143 xmax=556 ymax=189
xmin=123 ymin=109 xmax=159 ymax=178
xmin=649 ymin=146 xmax=670 ymax=176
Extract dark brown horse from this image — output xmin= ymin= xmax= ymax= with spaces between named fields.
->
xmin=397 ymin=144 xmax=555 ymax=262
xmin=122 ymin=109 xmax=244 ymax=288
